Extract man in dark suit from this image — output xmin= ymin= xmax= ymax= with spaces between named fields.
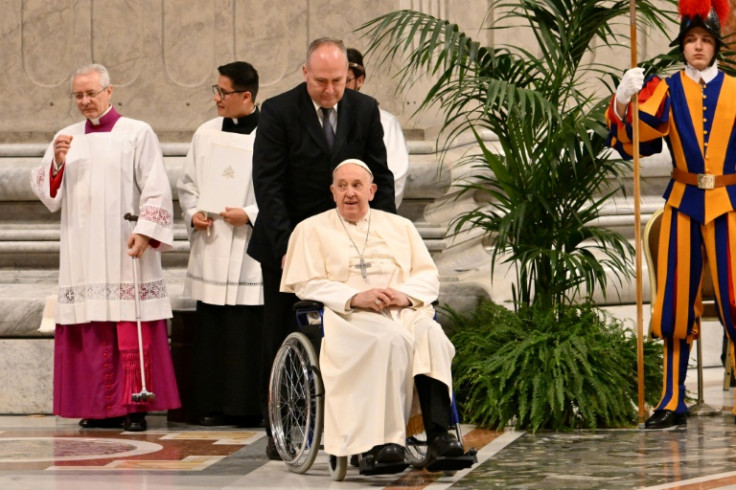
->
xmin=248 ymin=37 xmax=396 ymax=459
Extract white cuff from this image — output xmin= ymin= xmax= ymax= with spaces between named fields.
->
xmin=51 ymin=159 xmax=64 ymax=175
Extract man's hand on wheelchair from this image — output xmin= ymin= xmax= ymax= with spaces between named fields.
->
xmin=351 ymin=288 xmax=410 ymax=312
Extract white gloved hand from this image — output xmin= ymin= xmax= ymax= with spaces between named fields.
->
xmin=615 ymin=67 xmax=645 ymax=105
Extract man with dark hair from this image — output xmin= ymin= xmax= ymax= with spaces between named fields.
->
xmin=178 ymin=61 xmax=263 ymax=427
xmin=608 ymin=0 xmax=736 ymax=429
xmin=216 ymin=61 xmax=259 ymax=104
xmin=248 ymin=37 xmax=396 ymax=458
xmin=346 ymin=48 xmax=409 ymax=208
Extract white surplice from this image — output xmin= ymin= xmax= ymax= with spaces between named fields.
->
xmin=31 ymin=118 xmax=174 ymax=325
xmin=380 ymin=109 xmax=409 ymax=208
xmin=281 ymin=209 xmax=455 ymax=457
xmin=177 ymin=117 xmax=263 ymax=306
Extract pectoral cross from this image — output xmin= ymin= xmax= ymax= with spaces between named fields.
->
xmin=353 ymin=258 xmax=372 ymax=279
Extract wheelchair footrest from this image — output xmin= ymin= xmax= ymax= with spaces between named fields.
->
xmin=425 ymin=448 xmax=478 ymax=473
xmin=358 ymin=456 xmax=410 ymax=476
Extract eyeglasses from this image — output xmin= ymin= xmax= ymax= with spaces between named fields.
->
xmin=211 ymin=85 xmax=246 ymax=99
xmin=71 ymin=87 xmax=108 ymax=101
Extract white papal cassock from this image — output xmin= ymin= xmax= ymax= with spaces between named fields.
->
xmin=380 ymin=109 xmax=409 ymax=208
xmin=31 ymin=117 xmax=174 ymax=324
xmin=281 ymin=208 xmax=455 ymax=457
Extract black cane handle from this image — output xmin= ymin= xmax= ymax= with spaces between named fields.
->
xmin=123 ymin=213 xmax=139 ymax=222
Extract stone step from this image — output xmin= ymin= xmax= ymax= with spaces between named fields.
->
xmin=0 ymin=267 xmax=480 ymax=337
xmin=0 ymin=223 xmax=449 ymax=269
xmin=0 ymin=268 xmax=191 ymax=338
xmin=0 ymin=224 xmax=189 ymax=241
xmin=0 ymin=222 xmax=446 ymax=242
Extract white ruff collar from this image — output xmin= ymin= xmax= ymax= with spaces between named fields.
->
xmin=684 ymin=61 xmax=718 ymax=84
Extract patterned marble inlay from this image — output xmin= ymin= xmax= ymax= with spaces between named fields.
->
xmin=51 ymin=455 xmax=226 ymax=471
xmin=159 ymin=430 xmax=264 ymax=445
xmin=0 ymin=437 xmax=162 ymax=462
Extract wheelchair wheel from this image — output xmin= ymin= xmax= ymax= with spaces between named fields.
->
xmin=269 ymin=332 xmax=324 ymax=474
xmin=328 ymin=455 xmax=347 ymax=481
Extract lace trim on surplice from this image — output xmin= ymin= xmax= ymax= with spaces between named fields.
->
xmin=58 ymin=279 xmax=168 ymax=304
xmin=139 ymin=205 xmax=172 ymax=228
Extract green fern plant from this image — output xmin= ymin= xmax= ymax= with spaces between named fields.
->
xmin=447 ymin=301 xmax=663 ymax=432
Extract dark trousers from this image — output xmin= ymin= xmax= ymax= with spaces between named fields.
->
xmin=260 ymin=267 xmax=299 ymax=434
xmin=192 ymin=301 xmax=263 ymax=418
xmin=415 ymin=374 xmax=452 ymax=438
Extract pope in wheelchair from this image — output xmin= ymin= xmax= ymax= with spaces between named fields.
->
xmin=275 ymin=159 xmax=474 ymax=477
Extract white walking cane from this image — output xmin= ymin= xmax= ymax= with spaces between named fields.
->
xmin=124 ymin=213 xmax=156 ymax=403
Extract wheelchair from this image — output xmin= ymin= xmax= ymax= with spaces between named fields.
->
xmin=268 ymin=300 xmax=477 ymax=481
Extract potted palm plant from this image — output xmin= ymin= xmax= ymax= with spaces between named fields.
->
xmin=361 ymin=0 xmax=680 ymax=430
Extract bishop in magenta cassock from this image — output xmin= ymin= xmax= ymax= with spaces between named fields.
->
xmin=30 ymin=64 xmax=180 ymax=431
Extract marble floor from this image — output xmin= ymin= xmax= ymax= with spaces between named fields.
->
xmin=1 ymin=367 xmax=735 ymax=490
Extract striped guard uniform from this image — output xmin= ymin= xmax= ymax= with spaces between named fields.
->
xmin=607 ymin=68 xmax=736 ymax=415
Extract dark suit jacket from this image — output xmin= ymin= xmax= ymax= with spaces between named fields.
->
xmin=248 ymin=82 xmax=396 ymax=270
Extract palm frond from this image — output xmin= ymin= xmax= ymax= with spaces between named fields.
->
xmin=360 ymin=0 xmax=678 ymax=309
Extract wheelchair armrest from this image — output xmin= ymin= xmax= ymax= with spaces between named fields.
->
xmin=293 ymin=300 xmax=324 ymax=311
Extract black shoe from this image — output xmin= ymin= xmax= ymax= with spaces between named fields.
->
xmin=226 ymin=415 xmax=263 ymax=428
xmin=123 ymin=413 xmax=147 ymax=432
xmin=428 ymin=432 xmax=464 ymax=458
xmin=78 ymin=417 xmax=124 ymax=429
xmin=644 ymin=410 xmax=687 ymax=429
xmin=365 ymin=443 xmax=405 ymax=464
xmin=350 ymin=454 xmax=359 ymax=467
xmin=199 ymin=414 xmax=226 ymax=426
xmin=266 ymin=436 xmax=282 ymax=461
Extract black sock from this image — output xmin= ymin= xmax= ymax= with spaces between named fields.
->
xmin=426 ymin=422 xmax=447 ymax=442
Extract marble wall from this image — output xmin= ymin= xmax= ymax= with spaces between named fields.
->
xmin=0 ymin=0 xmax=677 ymax=143
xmin=0 ymin=0 xmax=491 ymax=142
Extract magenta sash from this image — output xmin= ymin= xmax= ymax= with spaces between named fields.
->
xmin=116 ymin=321 xmax=153 ymax=405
